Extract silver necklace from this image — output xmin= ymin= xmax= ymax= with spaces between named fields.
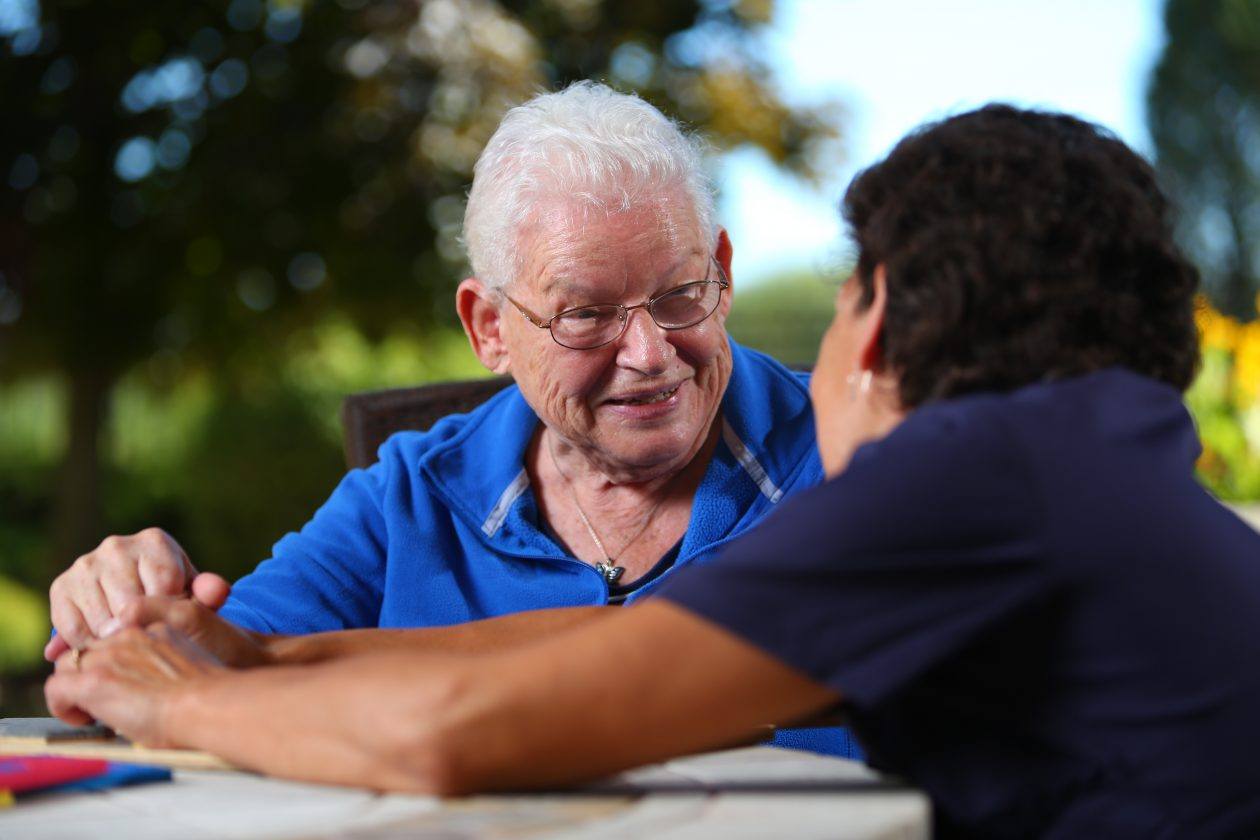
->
xmin=546 ymin=435 xmax=669 ymax=586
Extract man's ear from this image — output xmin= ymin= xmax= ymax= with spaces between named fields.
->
xmin=856 ymin=264 xmax=888 ymax=372
xmin=456 ymin=278 xmax=512 ymax=374
xmin=714 ymin=227 xmax=734 ymax=318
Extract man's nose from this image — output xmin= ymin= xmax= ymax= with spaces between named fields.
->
xmin=615 ymin=307 xmax=673 ymax=375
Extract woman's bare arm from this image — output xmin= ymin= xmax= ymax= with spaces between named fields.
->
xmin=47 ymin=601 xmax=840 ymax=793
xmin=106 ymin=598 xmax=611 ymax=668
xmin=262 ymin=606 xmax=612 ymax=664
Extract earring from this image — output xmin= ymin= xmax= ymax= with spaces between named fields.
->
xmin=845 ymin=370 xmax=872 ymax=402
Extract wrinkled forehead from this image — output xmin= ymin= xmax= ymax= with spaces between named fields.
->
xmin=510 ymin=188 xmax=708 ymax=294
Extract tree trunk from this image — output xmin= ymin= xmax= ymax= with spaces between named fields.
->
xmin=1223 ymin=198 xmax=1257 ymax=320
xmin=1221 ymin=269 xmax=1255 ymax=322
xmin=47 ymin=366 xmax=114 ymax=584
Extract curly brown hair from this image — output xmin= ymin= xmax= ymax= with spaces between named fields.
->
xmin=842 ymin=104 xmax=1200 ymax=408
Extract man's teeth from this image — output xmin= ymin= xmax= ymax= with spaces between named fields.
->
xmin=620 ymin=386 xmax=679 ymax=405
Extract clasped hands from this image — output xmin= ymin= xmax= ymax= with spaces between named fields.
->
xmin=44 ymin=528 xmax=269 ymax=746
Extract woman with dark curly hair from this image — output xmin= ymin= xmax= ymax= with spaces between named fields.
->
xmin=49 ymin=106 xmax=1260 ymax=838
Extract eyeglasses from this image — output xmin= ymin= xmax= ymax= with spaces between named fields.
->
xmin=505 ymin=258 xmax=729 ymax=350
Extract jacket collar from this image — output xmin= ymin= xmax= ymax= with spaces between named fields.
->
xmin=418 ymin=340 xmax=818 ymax=557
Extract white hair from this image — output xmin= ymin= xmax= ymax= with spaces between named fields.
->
xmin=463 ymin=81 xmax=716 ymax=288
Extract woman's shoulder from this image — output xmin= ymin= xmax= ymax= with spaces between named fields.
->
xmin=831 ymin=385 xmax=1049 ymax=539
xmin=868 ymin=368 xmax=1179 ymax=466
xmin=839 ymin=368 xmax=1193 ymax=548
xmin=855 ymin=387 xmax=1024 ymax=475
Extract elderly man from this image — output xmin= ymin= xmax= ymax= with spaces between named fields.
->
xmin=46 ymin=82 xmax=848 ymax=753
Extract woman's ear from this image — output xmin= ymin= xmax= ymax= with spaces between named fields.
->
xmin=856 ymin=264 xmax=888 ymax=372
xmin=457 ymin=278 xmax=511 ymax=374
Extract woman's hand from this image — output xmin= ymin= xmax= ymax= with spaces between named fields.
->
xmin=105 ymin=594 xmax=275 ymax=669
xmin=45 ymin=623 xmax=224 ymax=747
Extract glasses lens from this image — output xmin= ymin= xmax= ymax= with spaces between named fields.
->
xmin=651 ymin=281 xmax=722 ymax=329
xmin=551 ymin=305 xmax=625 ymax=349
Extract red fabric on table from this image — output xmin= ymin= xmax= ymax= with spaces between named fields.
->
xmin=0 ymin=755 xmax=110 ymax=794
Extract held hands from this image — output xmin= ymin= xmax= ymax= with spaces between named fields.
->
xmin=45 ymin=623 xmax=221 ymax=747
xmin=46 ymin=528 xmax=272 ymax=668
xmin=101 ymin=592 xmax=275 ymax=669
xmin=47 ymin=528 xmax=199 ymax=659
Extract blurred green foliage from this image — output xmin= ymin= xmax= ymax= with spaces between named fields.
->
xmin=727 ymin=268 xmax=839 ymax=366
xmin=0 ymin=575 xmax=47 ymax=672
xmin=1190 ymin=352 xmax=1260 ymax=499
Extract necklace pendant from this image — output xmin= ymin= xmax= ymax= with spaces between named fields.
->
xmin=596 ymin=561 xmax=626 ymax=585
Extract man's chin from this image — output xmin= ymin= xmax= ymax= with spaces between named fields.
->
xmin=596 ymin=439 xmax=695 ymax=478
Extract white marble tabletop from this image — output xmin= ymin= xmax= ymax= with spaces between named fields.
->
xmin=0 ymin=745 xmax=929 ymax=839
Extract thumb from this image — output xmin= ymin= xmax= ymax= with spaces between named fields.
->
xmin=190 ymin=573 xmax=231 ymax=611
xmin=45 ymin=634 xmax=71 ymax=662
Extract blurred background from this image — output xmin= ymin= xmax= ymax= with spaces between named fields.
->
xmin=2 ymin=0 xmax=1259 ymax=712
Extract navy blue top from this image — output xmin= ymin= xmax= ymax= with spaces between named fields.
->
xmin=658 ymin=368 xmax=1260 ymax=838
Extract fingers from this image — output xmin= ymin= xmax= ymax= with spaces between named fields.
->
xmin=113 ymin=597 xmax=168 ymax=630
xmin=45 ymin=667 xmax=94 ymax=726
xmin=47 ymin=596 xmax=94 ymax=657
xmin=77 ymin=581 xmax=115 ymax=638
xmin=44 ymin=634 xmax=70 ymax=663
xmin=48 ymin=528 xmax=196 ymax=657
xmin=115 ymin=597 xmax=200 ymax=636
xmin=46 ymin=678 xmax=95 ymax=726
xmin=46 ymin=641 xmax=144 ymax=728
xmin=108 ymin=594 xmax=250 ymax=667
xmin=98 ymin=558 xmax=145 ymax=616
xmin=191 ymin=573 xmax=231 ymax=611
xmin=134 ymin=529 xmax=195 ymax=597
xmin=44 ymin=627 xmax=194 ymax=748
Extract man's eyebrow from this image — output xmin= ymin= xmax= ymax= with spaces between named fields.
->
xmin=538 ymin=277 xmax=603 ymax=299
xmin=660 ymin=249 xmax=705 ymax=280
xmin=538 ymin=249 xmax=708 ymax=299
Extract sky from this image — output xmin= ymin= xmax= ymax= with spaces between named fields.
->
xmin=723 ymin=0 xmax=1167 ymax=285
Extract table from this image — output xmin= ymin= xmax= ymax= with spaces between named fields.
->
xmin=1232 ymin=503 xmax=1260 ymax=533
xmin=0 ymin=745 xmax=929 ymax=839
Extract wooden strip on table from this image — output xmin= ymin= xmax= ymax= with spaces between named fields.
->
xmin=0 ymin=739 xmax=236 ymax=772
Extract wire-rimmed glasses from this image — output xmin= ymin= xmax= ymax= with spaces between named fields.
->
xmin=505 ymin=258 xmax=729 ymax=350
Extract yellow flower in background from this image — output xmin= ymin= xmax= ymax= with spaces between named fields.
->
xmin=1195 ymin=296 xmax=1259 ymax=405
xmin=1186 ymin=296 xmax=1259 ymax=500
xmin=1196 ymin=296 xmax=1241 ymax=353
xmin=1237 ymin=320 xmax=1260 ymax=405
